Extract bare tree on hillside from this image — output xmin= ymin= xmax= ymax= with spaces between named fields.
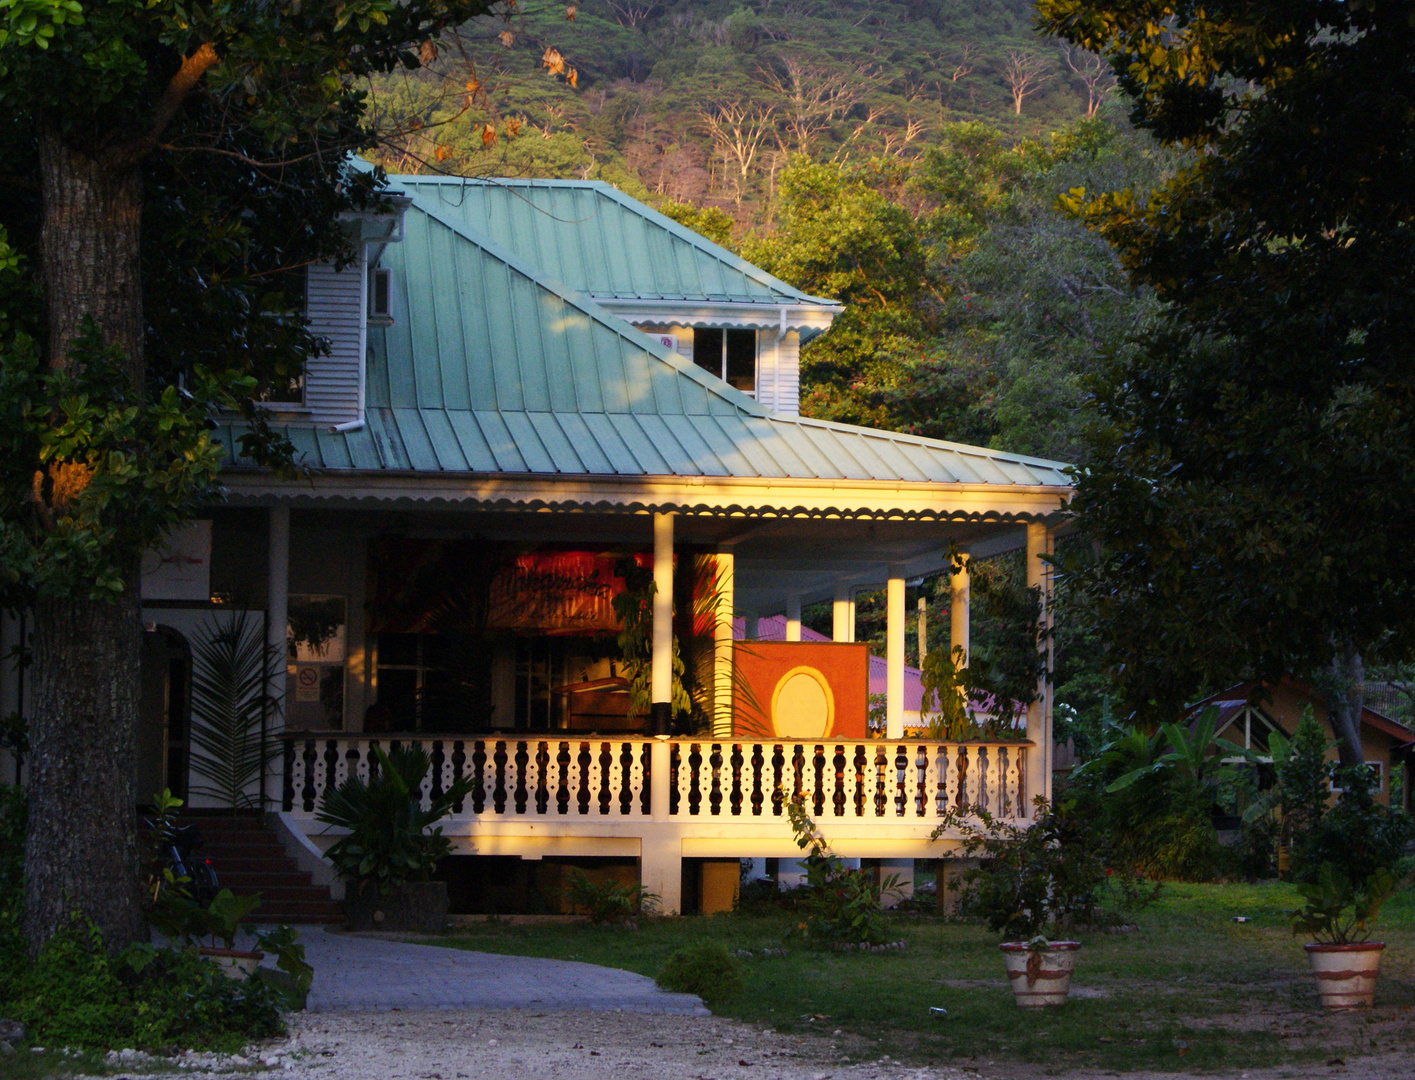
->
xmin=757 ymin=56 xmax=880 ymax=155
xmin=700 ymin=100 xmax=777 ymax=202
xmin=948 ymin=43 xmax=981 ymax=84
xmin=605 ymin=1 xmax=657 ymax=27
xmin=1061 ymin=44 xmax=1117 ymax=118
xmin=1002 ymin=49 xmax=1053 ymax=115
xmin=881 ymin=117 xmax=927 ymax=157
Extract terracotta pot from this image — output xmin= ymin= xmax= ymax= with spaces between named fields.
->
xmin=1000 ymin=941 xmax=1081 ymax=1008
xmin=345 ymin=880 xmax=449 ymax=934
xmin=1305 ymin=942 xmax=1385 ymax=1010
xmin=199 ymin=947 xmax=264 ymax=980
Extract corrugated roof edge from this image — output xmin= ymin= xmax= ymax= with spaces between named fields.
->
xmin=408 ymin=198 xmax=775 ymax=422
xmin=390 ymin=173 xmax=842 ymax=311
xmin=782 ymin=413 xmax=1074 ymax=477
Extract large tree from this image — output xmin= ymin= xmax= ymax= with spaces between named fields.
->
xmin=1038 ymin=1 xmax=1415 ymax=759
xmin=0 ymin=0 xmax=504 ymax=950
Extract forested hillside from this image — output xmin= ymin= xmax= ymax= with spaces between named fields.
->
xmin=367 ymin=0 xmax=1109 ymax=217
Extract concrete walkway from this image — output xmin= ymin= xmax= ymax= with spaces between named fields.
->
xmin=274 ymin=927 xmax=710 ymax=1015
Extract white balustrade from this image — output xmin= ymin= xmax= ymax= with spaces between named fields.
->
xmin=280 ymin=734 xmax=1034 ymax=827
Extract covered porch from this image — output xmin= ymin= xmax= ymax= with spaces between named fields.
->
xmin=176 ymin=449 xmax=1068 ymax=912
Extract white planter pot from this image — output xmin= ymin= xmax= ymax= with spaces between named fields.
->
xmin=199 ymin=947 xmax=264 ymax=981
xmin=1305 ymin=942 xmax=1384 ymax=1010
xmin=1000 ymin=941 xmax=1081 ymax=1008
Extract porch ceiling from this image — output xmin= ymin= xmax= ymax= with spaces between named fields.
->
xmin=220 ymin=505 xmax=1034 ymax=616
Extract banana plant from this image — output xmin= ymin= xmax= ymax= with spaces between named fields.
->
xmin=1104 ymin=707 xmax=1252 ymax=794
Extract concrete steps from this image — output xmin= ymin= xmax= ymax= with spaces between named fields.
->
xmin=177 ymin=811 xmax=343 ymax=925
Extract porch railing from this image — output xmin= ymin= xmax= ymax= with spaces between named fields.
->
xmin=280 ymin=734 xmax=1032 ymax=825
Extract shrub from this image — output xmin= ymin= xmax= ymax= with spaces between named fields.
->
xmin=561 ymin=868 xmax=657 ymax=925
xmin=1295 ymin=765 xmax=1413 ymax=884
xmin=655 ymin=941 xmax=743 ymax=1006
xmin=786 ymin=799 xmax=894 ymax=945
xmin=934 ymin=796 xmax=1109 ymax=938
xmin=2 ymin=913 xmax=285 ymax=1051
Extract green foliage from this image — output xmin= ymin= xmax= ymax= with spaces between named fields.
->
xmin=150 ymin=887 xmax=262 ymax=952
xmin=1044 ymin=0 xmax=1415 ymax=718
xmin=0 ymin=913 xmax=285 ymax=1051
xmin=919 ymin=644 xmax=974 ymax=739
xmin=1071 ymin=724 xmax=1229 ymax=882
xmin=1296 ymin=766 xmax=1414 ymax=887
xmin=658 ymin=201 xmax=735 ymax=247
xmin=252 ymin=924 xmax=314 ymax=1000
xmin=316 ymin=745 xmax=475 ymax=890
xmin=1291 ymin=864 xmax=1395 ymax=946
xmin=561 ymin=868 xmax=658 ymax=925
xmin=934 ymin=797 xmax=1110 ymax=939
xmin=655 ymin=940 xmax=743 ymax=1006
xmin=785 ymin=799 xmax=894 ymax=946
xmin=187 ymin=611 xmax=278 ymax=809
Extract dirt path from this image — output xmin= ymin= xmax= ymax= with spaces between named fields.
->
xmin=84 ymin=1009 xmax=1415 ymax=1080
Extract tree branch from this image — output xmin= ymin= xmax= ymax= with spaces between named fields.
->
xmin=123 ymin=43 xmax=221 ymax=164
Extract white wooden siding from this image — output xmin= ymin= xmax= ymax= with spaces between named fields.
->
xmin=304 ymin=253 xmax=366 ymax=424
xmin=758 ymin=331 xmax=800 ymax=417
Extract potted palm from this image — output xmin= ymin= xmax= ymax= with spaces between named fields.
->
xmin=1292 ymin=863 xmax=1395 ymax=1010
xmin=316 ymin=745 xmax=476 ymax=933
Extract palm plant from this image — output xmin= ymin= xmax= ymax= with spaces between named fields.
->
xmin=1104 ymin=707 xmax=1249 ymax=794
xmin=316 ymin=745 xmax=476 ymax=892
xmin=187 ymin=611 xmax=279 ymax=808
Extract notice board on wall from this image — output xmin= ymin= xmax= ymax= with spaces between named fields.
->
xmin=732 ymin=641 xmax=869 ymax=740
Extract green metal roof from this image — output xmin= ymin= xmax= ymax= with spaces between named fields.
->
xmin=221 ymin=200 xmax=1071 ymax=489
xmin=388 ymin=174 xmax=840 ymax=310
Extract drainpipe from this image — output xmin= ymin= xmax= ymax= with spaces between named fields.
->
xmin=331 ymin=418 xmax=364 ymax=434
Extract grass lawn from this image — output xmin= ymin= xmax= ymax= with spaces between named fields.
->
xmin=420 ymin=880 xmax=1415 ymax=1074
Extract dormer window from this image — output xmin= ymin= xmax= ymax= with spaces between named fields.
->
xmin=693 ymin=328 xmax=757 ymax=395
xmin=368 ymin=266 xmax=394 ymax=327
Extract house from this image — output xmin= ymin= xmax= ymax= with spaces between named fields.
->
xmin=0 ymin=175 xmax=1073 ymax=914
xmin=1191 ymin=678 xmax=1415 ymax=810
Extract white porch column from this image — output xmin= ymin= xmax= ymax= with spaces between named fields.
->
xmin=785 ymin=594 xmax=801 ymax=642
xmin=651 ymin=512 xmax=674 ymax=735
xmin=714 ymin=551 xmax=734 ymax=737
xmin=950 ymin=554 xmax=970 ymax=667
xmin=832 ymin=584 xmax=851 ymax=642
xmin=886 ymin=564 xmax=906 ymax=739
xmin=266 ymin=506 xmax=290 ymax=807
xmin=1025 ymin=523 xmax=1054 ymax=810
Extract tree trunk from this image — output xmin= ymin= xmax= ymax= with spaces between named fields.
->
xmin=24 ymin=579 xmax=147 ymax=951
xmin=24 ymin=130 xmax=148 ymax=952
xmin=1326 ymin=642 xmax=1366 ymax=767
xmin=38 ymin=130 xmax=145 ymax=375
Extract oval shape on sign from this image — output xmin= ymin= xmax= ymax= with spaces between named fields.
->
xmin=771 ymin=666 xmax=834 ymax=739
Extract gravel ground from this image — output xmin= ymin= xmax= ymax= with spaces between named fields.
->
xmin=72 ymin=1008 xmax=1415 ymax=1080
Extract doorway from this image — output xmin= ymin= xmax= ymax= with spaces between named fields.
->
xmin=138 ymin=626 xmax=192 ymax=804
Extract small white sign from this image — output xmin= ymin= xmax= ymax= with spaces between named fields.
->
xmin=294 ymin=666 xmax=322 ymax=702
xmin=140 ymin=521 xmax=212 ymax=601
